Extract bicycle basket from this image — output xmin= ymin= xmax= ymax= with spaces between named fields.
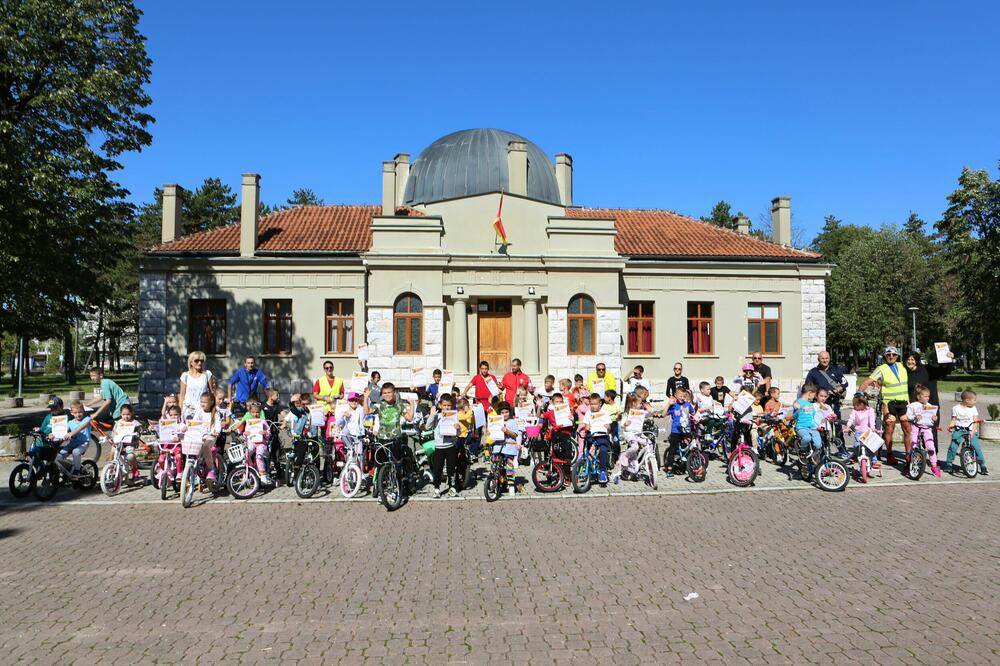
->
xmin=181 ymin=439 xmax=203 ymax=456
xmin=226 ymin=443 xmax=247 ymax=464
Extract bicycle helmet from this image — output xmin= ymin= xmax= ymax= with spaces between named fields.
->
xmin=741 ymin=363 xmax=754 ymax=372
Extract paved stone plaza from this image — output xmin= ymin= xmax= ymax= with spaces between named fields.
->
xmin=0 ymin=452 xmax=998 ymax=665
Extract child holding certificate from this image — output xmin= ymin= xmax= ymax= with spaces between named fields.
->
xmin=426 ymin=393 xmax=460 ymax=497
xmin=903 ymin=386 xmax=942 ymax=477
xmin=235 ymin=399 xmax=273 ymax=485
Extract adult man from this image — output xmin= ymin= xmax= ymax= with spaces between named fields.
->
xmin=228 ymin=355 xmax=270 ymax=412
xmin=858 ymin=346 xmax=910 ymax=465
xmin=586 ymin=363 xmax=617 ymax=396
xmin=86 ymin=366 xmax=129 ymax=421
xmin=312 ymin=361 xmax=344 ymax=412
xmin=666 ymin=363 xmax=690 ymax=401
xmin=805 ymin=351 xmax=847 ymax=438
xmin=463 ymin=361 xmax=500 ymax=411
xmin=623 ymin=365 xmax=651 ymax=395
xmin=501 ymin=358 xmax=532 ymax=404
xmin=750 ymin=352 xmax=773 ymax=391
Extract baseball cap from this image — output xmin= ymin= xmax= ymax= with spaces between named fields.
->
xmin=46 ymin=396 xmax=63 ymax=410
xmin=346 ymin=391 xmax=361 ymax=401
xmin=884 ymin=346 xmax=899 ymax=356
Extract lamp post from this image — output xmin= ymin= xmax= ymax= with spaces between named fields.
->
xmin=907 ymin=306 xmax=919 ymax=352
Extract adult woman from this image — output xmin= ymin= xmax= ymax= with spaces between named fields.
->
xmin=179 ymin=351 xmax=216 ymax=418
xmin=905 ymin=351 xmax=950 ymax=448
xmin=368 ymin=370 xmax=383 ymax=409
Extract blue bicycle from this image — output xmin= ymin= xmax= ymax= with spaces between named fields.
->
xmin=572 ymin=434 xmax=611 ymax=493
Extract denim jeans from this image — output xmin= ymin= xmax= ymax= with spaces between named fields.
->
xmin=798 ymin=428 xmax=822 ymax=454
xmin=945 ymin=429 xmax=986 ymax=466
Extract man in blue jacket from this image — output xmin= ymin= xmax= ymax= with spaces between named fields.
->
xmin=805 ymin=351 xmax=848 ymax=438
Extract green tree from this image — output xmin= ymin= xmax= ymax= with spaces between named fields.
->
xmin=184 ymin=178 xmax=238 ymax=234
xmin=935 ymin=163 xmax=1000 ymax=368
xmin=0 ymin=1 xmax=153 ymax=388
xmin=287 ymin=188 xmax=324 ymax=207
xmin=701 ymin=200 xmax=736 ymax=229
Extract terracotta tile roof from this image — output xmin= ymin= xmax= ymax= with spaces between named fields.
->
xmin=567 ymin=208 xmax=821 ymax=261
xmin=152 ymin=203 xmax=819 ymax=262
xmin=150 ymin=205 xmax=423 ymax=254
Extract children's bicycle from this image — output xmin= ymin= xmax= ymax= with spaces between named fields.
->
xmin=286 ymin=435 xmax=322 ymax=499
xmin=224 ymin=435 xmax=262 ymax=500
xmin=683 ymin=434 xmax=707 ymax=483
xmin=100 ymin=435 xmax=146 ymax=497
xmin=375 ymin=436 xmax=417 ymax=510
xmin=531 ymin=433 xmax=574 ymax=493
xmin=154 ymin=440 xmax=182 ymax=500
xmin=571 ymin=435 xmax=611 ymax=494
xmin=904 ymin=423 xmax=940 ymax=480
xmin=8 ymin=432 xmax=54 ymax=498
xmin=952 ymin=423 xmax=983 ymax=478
xmin=726 ymin=433 xmax=759 ymax=488
xmin=179 ymin=437 xmax=214 ymax=508
xmin=483 ymin=443 xmax=511 ymax=502
xmin=34 ymin=449 xmax=99 ymax=501
xmin=854 ymin=433 xmax=882 ymax=484
xmin=796 ymin=437 xmax=850 ymax=492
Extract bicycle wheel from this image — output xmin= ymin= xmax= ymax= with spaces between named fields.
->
xmin=340 ymin=462 xmax=363 ymax=498
xmin=859 ymin=456 xmax=868 ymax=484
xmin=87 ymin=435 xmax=103 ymax=462
xmin=645 ymin=453 xmax=658 ymax=490
xmin=483 ymin=471 xmax=502 ymax=502
xmin=34 ymin=465 xmax=60 ymax=501
xmin=960 ymin=445 xmax=979 ymax=478
xmin=531 ymin=459 xmax=564 ymax=493
xmin=816 ymin=459 xmax=849 ymax=492
xmin=227 ymin=466 xmax=260 ymax=500
xmin=100 ymin=460 xmax=123 ymax=497
xmin=180 ymin=463 xmax=196 ymax=508
xmin=160 ymin=467 xmax=171 ymax=500
xmin=377 ymin=463 xmax=404 ymax=510
xmin=772 ymin=441 xmax=788 ymax=467
xmin=150 ymin=462 xmax=162 ymax=490
xmin=572 ymin=459 xmax=592 ymax=494
xmin=687 ymin=450 xmax=707 ymax=483
xmin=905 ymin=448 xmax=925 ymax=481
xmin=295 ymin=464 xmax=320 ymax=499
xmin=727 ymin=449 xmax=757 ymax=487
xmin=78 ymin=461 xmax=98 ymax=491
xmin=8 ymin=463 xmax=34 ymax=498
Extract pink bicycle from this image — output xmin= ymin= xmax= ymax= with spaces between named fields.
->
xmin=726 ymin=432 xmax=759 ymax=487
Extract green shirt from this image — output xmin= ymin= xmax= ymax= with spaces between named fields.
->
xmin=100 ymin=378 xmax=130 ymax=419
xmin=376 ymin=402 xmax=402 ymax=440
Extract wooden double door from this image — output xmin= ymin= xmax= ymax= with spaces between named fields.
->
xmin=477 ymin=299 xmax=512 ymax=372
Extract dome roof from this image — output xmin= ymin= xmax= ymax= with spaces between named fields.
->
xmin=403 ymin=128 xmax=561 ymax=206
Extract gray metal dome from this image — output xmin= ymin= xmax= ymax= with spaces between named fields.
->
xmin=403 ymin=128 xmax=560 ymax=206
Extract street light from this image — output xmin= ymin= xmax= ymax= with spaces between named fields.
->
xmin=907 ymin=306 xmax=919 ymax=352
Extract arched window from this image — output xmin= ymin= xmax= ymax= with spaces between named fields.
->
xmin=394 ymin=293 xmax=423 ymax=354
xmin=567 ymin=294 xmax=595 ymax=355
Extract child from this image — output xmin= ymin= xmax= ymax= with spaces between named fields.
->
xmin=762 ymin=387 xmax=783 ymax=416
xmin=617 ymin=394 xmax=645 ymax=481
xmin=456 ymin=397 xmax=477 ymax=456
xmin=542 ymin=393 xmax=576 ymax=442
xmin=156 ymin=403 xmax=185 ymax=482
xmin=559 ymin=378 xmax=577 ymax=412
xmin=426 ymin=393 xmax=460 ymax=497
xmin=336 ymin=390 xmax=368 ymax=461
xmin=602 ymin=389 xmax=622 ymax=462
xmin=288 ymin=392 xmax=324 ymax=469
xmin=750 ymin=388 xmax=766 ymax=457
xmin=191 ymin=392 xmax=223 ymax=485
xmin=664 ymin=389 xmax=696 ymax=478
xmin=903 ymin=386 xmax=942 ymax=477
xmin=113 ymin=403 xmax=142 ymax=480
xmin=695 ymin=382 xmax=715 ymax=416
xmin=262 ymin=388 xmax=285 ymax=482
xmin=368 ymin=382 xmax=417 ymax=446
xmin=580 ymin=393 xmax=612 ymax=486
xmin=235 ymin=399 xmax=273 ymax=485
xmin=946 ymin=390 xmax=989 ymax=475
xmin=495 ymin=402 xmax=522 ymax=496
xmin=32 ymin=397 xmax=65 ymax=470
xmin=426 ymin=369 xmax=443 ymax=403
xmin=794 ymin=384 xmax=821 ymax=461
xmin=846 ymin=394 xmax=879 ymax=469
xmin=52 ymin=400 xmax=92 ymax=477
xmin=710 ymin=376 xmax=731 ymax=404
xmin=815 ymin=387 xmax=848 ymax=458
xmin=572 ymin=374 xmax=588 ymax=404
xmin=160 ymin=393 xmax=179 ymax=420
xmin=535 ymin=375 xmax=557 ymax=410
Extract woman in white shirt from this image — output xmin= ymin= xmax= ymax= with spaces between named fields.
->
xmin=179 ymin=351 xmax=216 ymax=417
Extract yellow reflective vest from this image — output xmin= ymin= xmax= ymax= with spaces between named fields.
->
xmin=869 ymin=363 xmax=909 ymax=403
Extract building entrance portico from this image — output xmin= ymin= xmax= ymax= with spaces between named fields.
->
xmin=476 ymin=298 xmax=512 ymax=371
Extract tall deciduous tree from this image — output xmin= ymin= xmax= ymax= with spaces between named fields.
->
xmin=0 ymin=0 xmax=153 ymax=386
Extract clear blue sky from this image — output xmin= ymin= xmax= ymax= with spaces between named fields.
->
xmin=121 ymin=0 xmax=1000 ymax=243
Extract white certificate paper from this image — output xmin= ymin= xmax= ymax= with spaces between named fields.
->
xmin=934 ymin=342 xmax=953 ymax=364
xmin=350 ymin=371 xmax=369 ymax=393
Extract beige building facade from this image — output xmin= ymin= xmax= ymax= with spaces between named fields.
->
xmin=139 ymin=129 xmax=830 ymax=406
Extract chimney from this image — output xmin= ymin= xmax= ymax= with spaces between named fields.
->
xmin=161 ymin=184 xmax=184 ymax=244
xmin=393 ymin=153 xmax=410 ymax=210
xmin=736 ymin=213 xmax=750 ymax=235
xmin=240 ymin=173 xmax=260 ymax=257
xmin=381 ymin=160 xmax=396 ymax=215
xmin=555 ymin=153 xmax=573 ymax=206
xmin=507 ymin=140 xmax=528 ymax=196
xmin=771 ymin=196 xmax=791 ymax=246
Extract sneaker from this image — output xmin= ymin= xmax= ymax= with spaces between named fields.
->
xmin=886 ymin=453 xmax=897 ymax=466
xmin=598 ymin=470 xmax=607 ymax=484
xmin=432 ymin=487 xmax=442 ymax=498
xmin=980 ymin=466 xmax=990 ymax=476
xmin=447 ymin=487 xmax=458 ymax=498
xmin=871 ymin=460 xmax=881 ymax=470
xmin=665 ymin=470 xmax=674 ymax=478
xmin=261 ymin=475 xmax=273 ymax=486
xmin=612 ymin=472 xmax=620 ymax=485
xmin=931 ymin=465 xmax=942 ymax=478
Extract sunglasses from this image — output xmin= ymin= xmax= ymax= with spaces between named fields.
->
xmin=193 ymin=359 xmax=204 ymax=364
xmin=323 ymin=366 xmax=334 ymax=371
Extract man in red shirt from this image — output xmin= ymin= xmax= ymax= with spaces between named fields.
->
xmin=462 ymin=361 xmax=499 ymax=411
xmin=501 ymin=358 xmax=532 ymax=404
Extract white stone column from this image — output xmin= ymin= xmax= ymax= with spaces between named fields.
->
xmin=523 ymin=297 xmax=540 ymax=374
xmin=800 ymin=278 xmax=828 ymax=379
xmin=453 ymin=298 xmax=469 ymax=375
xmin=138 ymin=271 xmax=167 ymax=411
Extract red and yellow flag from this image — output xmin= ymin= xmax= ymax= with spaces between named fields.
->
xmin=493 ymin=191 xmax=508 ymax=244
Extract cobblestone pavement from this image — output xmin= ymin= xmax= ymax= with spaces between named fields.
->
xmin=1 ymin=477 xmax=998 ymax=664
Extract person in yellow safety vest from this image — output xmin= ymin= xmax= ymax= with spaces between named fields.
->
xmin=858 ymin=345 xmax=910 ymax=466
xmin=586 ymin=363 xmax=617 ymax=397
xmin=312 ymin=361 xmax=345 ymax=413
